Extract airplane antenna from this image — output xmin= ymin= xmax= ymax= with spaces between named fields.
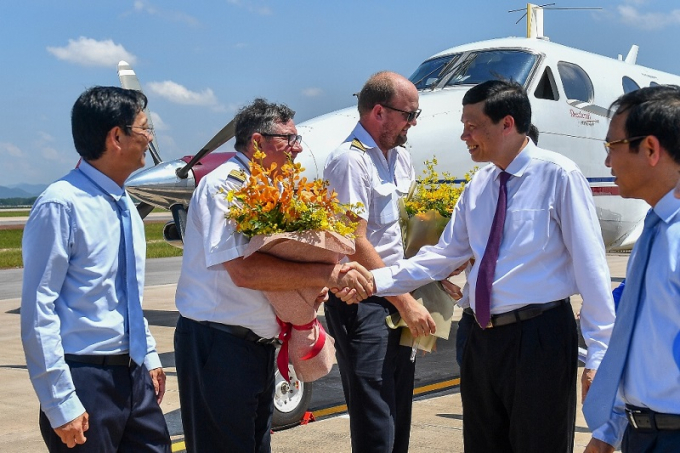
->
xmin=509 ymin=3 xmax=603 ymax=39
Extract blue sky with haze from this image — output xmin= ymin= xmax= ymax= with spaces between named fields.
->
xmin=1 ymin=0 xmax=679 ymax=187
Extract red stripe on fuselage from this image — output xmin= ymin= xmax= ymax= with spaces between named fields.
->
xmin=591 ymin=186 xmax=619 ymax=196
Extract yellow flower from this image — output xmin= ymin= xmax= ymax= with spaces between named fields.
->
xmin=225 ymin=141 xmax=363 ymax=238
xmin=404 ymin=157 xmax=476 ymax=218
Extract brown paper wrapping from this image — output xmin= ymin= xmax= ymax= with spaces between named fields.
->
xmin=396 ymin=202 xmax=456 ymax=352
xmin=243 ymin=230 xmax=355 ymax=382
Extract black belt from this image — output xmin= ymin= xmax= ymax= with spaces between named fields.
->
xmin=626 ymin=405 xmax=680 ymax=431
xmin=202 ymin=321 xmax=281 ymax=346
xmin=464 ymin=298 xmax=568 ymax=328
xmin=64 ymin=353 xmax=133 ymax=367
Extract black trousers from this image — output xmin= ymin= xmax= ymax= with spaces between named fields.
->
xmin=461 ymin=301 xmax=578 ymax=453
xmin=622 ymin=425 xmax=680 ymax=452
xmin=174 ymin=315 xmax=276 ymax=453
xmin=39 ymin=360 xmax=170 ymax=453
xmin=456 ymin=309 xmax=475 ymax=368
xmin=325 ymin=294 xmax=415 ymax=453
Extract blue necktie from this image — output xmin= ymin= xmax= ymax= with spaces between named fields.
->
xmin=475 ymin=171 xmax=510 ymax=329
xmin=117 ymin=196 xmax=147 ymax=366
xmin=583 ymin=209 xmax=661 ymax=429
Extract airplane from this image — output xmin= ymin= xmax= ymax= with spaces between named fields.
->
xmin=123 ymin=2 xmax=680 ymax=426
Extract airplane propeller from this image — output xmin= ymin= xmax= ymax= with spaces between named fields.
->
xmin=117 ymin=61 xmax=162 ymax=166
xmin=175 ymin=119 xmax=235 ymax=179
xmin=117 ymin=61 xmax=163 ymax=219
xmin=117 ymin=60 xmax=236 ymax=229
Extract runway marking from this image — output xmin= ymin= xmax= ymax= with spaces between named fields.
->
xmin=169 ymin=377 xmax=461 ymax=452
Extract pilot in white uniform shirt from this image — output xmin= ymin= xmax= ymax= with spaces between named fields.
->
xmin=324 ymin=122 xmax=414 ymax=266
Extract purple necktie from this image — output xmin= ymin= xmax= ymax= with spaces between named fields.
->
xmin=475 ymin=171 xmax=510 ymax=329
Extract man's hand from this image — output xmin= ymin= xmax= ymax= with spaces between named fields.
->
xmin=397 ymin=297 xmax=437 ymax=338
xmin=440 ymin=280 xmax=463 ymax=301
xmin=329 ymin=262 xmax=374 ymax=303
xmin=581 ymin=368 xmax=595 ymax=402
xmin=315 ymin=287 xmax=330 ymax=304
xmin=54 ymin=411 xmax=89 ymax=448
xmin=583 ymin=437 xmax=615 ymax=453
xmin=149 ymin=367 xmax=167 ymax=405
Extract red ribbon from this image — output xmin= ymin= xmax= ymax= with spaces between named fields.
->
xmin=276 ymin=317 xmax=327 ymax=382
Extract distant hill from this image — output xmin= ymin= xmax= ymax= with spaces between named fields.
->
xmin=6 ymin=183 xmax=47 ymax=197
xmin=0 ymin=186 xmax=32 ymax=198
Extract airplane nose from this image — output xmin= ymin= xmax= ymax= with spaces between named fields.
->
xmin=125 ymin=160 xmax=197 ymax=210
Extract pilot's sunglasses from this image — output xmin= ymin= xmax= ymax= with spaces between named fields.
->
xmin=603 ymin=135 xmax=646 ymax=154
xmin=381 ymin=104 xmax=422 ymax=123
xmin=261 ymin=133 xmax=303 ymax=146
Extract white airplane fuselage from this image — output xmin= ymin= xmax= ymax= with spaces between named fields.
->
xmin=295 ymin=36 xmax=680 ymax=250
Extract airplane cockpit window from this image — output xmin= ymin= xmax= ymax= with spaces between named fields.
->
xmin=622 ymin=76 xmax=640 ymax=93
xmin=534 ymin=67 xmax=559 ymax=101
xmin=557 ymin=62 xmax=594 ymax=102
xmin=408 ymin=54 xmax=461 ymax=90
xmin=444 ymin=50 xmax=539 ymax=87
xmin=650 ymin=81 xmax=660 ymax=87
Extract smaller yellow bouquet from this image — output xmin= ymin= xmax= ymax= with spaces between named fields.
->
xmin=401 ymin=157 xmax=476 ymax=258
xmin=393 ymin=157 xmax=476 ymax=353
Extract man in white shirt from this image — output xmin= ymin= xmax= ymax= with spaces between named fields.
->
xmin=174 ymin=98 xmax=373 ymax=453
xmin=368 ymin=80 xmax=615 ymax=452
xmin=323 ymin=72 xmax=436 ymax=453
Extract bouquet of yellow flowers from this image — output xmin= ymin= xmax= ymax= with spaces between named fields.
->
xmin=225 ymin=144 xmax=362 ymax=382
xmin=401 ymin=157 xmax=475 ymax=258
xmin=393 ymin=157 xmax=476 ymax=353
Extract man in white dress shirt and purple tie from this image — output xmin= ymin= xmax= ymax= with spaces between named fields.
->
xmin=363 ymin=80 xmax=616 ymax=452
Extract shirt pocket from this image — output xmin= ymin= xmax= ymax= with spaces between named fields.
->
xmin=372 ymin=182 xmax=399 ymax=225
xmin=503 ymin=209 xmax=550 ymax=256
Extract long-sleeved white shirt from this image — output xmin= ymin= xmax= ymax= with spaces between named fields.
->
xmin=373 ymin=142 xmax=615 ymax=369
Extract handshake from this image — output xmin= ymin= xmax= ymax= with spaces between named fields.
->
xmin=328 ymin=262 xmax=376 ymax=304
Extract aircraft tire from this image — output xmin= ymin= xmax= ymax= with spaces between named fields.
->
xmin=272 ymin=363 xmax=313 ymax=430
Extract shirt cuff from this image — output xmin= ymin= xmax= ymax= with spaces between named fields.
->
xmin=144 ymin=352 xmax=162 ymax=371
xmin=590 ymin=413 xmax=627 ymax=450
xmin=43 ymin=392 xmax=86 ymax=429
xmin=372 ymin=267 xmax=394 ymax=296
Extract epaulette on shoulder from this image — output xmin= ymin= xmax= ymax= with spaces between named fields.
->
xmin=227 ymin=169 xmax=246 ymax=183
xmin=350 ymin=138 xmax=368 ymax=152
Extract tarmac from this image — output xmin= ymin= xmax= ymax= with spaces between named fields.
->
xmin=0 ymin=253 xmax=629 ymax=453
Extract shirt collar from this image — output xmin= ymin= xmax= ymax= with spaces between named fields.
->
xmin=492 ymin=139 xmax=535 ymax=180
xmin=79 ymin=160 xmax=126 ymax=201
xmin=653 ymin=188 xmax=680 ymax=224
xmin=346 ymin=122 xmax=379 ymax=151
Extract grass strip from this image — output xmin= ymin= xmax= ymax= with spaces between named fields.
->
xmin=0 ymin=222 xmax=182 ymax=269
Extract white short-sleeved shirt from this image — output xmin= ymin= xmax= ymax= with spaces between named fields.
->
xmin=175 ymin=152 xmax=279 ymax=338
xmin=323 ymin=122 xmax=415 ymax=266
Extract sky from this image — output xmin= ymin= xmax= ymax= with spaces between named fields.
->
xmin=2 ymin=0 xmax=680 ymax=187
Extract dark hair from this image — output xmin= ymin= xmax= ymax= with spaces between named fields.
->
xmin=528 ymin=124 xmax=539 ymax=145
xmin=357 ymin=71 xmax=398 ymax=116
xmin=462 ymin=80 xmax=531 ymax=134
xmin=233 ymin=98 xmax=295 ymax=153
xmin=609 ymin=85 xmax=680 ymax=164
xmin=71 ymin=86 xmax=147 ymax=161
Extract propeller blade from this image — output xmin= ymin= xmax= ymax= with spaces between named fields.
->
xmin=136 ymin=201 xmax=155 ymax=220
xmin=170 ymin=204 xmax=188 ymax=243
xmin=117 ymin=60 xmax=163 ymax=165
xmin=176 ymin=118 xmax=235 ymax=179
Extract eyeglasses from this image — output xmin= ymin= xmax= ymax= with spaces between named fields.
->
xmin=380 ymin=104 xmax=422 ymax=123
xmin=127 ymin=125 xmax=155 ymax=138
xmin=261 ymin=133 xmax=303 ymax=146
xmin=603 ymin=135 xmax=646 ymax=154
